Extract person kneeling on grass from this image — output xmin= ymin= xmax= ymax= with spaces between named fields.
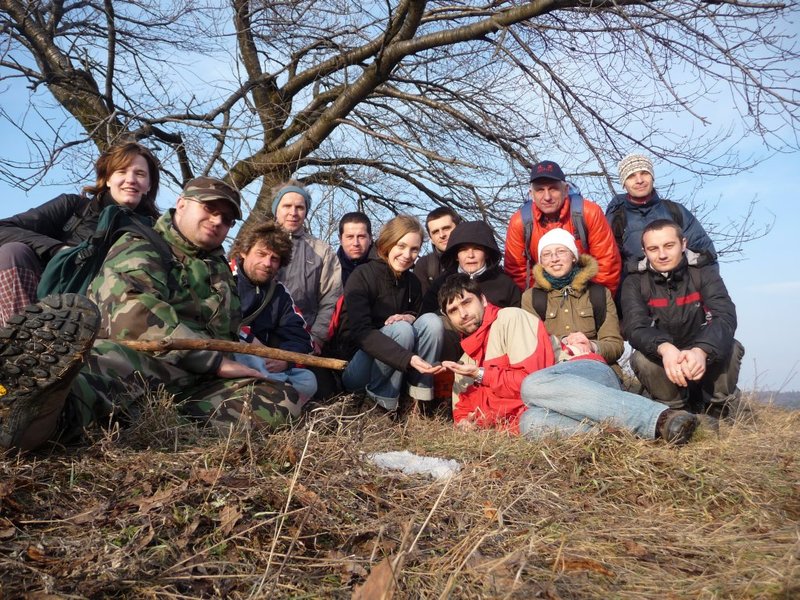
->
xmin=438 ymin=274 xmax=698 ymax=443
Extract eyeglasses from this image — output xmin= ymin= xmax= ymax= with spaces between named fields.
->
xmin=184 ymin=197 xmax=237 ymax=227
xmin=540 ymin=248 xmax=573 ymax=262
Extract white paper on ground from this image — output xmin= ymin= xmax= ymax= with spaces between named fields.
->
xmin=368 ymin=450 xmax=461 ymax=480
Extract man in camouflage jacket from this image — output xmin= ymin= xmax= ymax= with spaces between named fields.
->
xmin=0 ymin=177 xmax=303 ymax=450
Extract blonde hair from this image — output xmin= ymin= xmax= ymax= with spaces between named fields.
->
xmin=375 ymin=215 xmax=425 ymax=261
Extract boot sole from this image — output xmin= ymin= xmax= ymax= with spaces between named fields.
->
xmin=667 ymin=415 xmax=698 ymax=445
xmin=0 ymin=294 xmax=100 ymax=448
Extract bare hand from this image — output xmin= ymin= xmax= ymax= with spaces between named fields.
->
xmin=658 ymin=343 xmax=687 ymax=387
xmin=385 ymin=313 xmax=415 ymax=326
xmin=409 ymin=355 xmax=443 ymax=374
xmin=216 ymin=357 xmax=266 ymax=379
xmin=263 ymin=358 xmax=289 ymax=373
xmin=679 ymin=348 xmax=707 ymax=381
xmin=563 ymin=332 xmax=593 ymax=354
xmin=441 ymin=360 xmax=479 ymax=379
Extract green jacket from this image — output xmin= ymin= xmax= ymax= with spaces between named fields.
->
xmin=88 ymin=209 xmax=240 ymax=374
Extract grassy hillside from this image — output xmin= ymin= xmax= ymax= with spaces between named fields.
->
xmin=1 ymin=394 xmax=797 ymax=599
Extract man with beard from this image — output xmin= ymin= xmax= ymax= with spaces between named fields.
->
xmin=230 ymin=219 xmax=317 ymax=404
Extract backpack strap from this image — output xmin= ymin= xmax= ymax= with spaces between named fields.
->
xmin=521 ymin=200 xmax=534 ymax=290
xmin=241 ymin=279 xmax=277 ymax=327
xmin=118 ymin=219 xmax=181 ymax=294
xmin=608 ymin=203 xmax=626 ymax=253
xmin=531 ymin=287 xmax=548 ymax=321
xmin=567 ymin=184 xmax=588 ymax=250
xmin=587 ymin=282 xmax=607 ymax=333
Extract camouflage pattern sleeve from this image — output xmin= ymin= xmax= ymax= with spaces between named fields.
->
xmin=88 ymin=230 xmax=239 ymax=374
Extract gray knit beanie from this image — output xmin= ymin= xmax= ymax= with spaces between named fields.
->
xmin=618 ymin=154 xmax=654 ymax=185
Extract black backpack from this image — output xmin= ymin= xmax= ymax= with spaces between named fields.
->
xmin=37 ymin=204 xmax=175 ymax=298
xmin=530 ymin=283 xmax=607 ymax=333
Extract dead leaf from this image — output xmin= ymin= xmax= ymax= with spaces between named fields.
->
xmin=556 ymin=556 xmax=614 ymax=578
xmin=129 ymin=525 xmax=156 ymax=553
xmin=293 ymin=482 xmax=323 ymax=511
xmin=67 ymin=501 xmax=109 ymax=525
xmin=136 ymin=480 xmax=189 ymax=515
xmin=352 ymin=555 xmax=402 ymax=600
xmin=0 ymin=517 xmax=15 ymax=539
xmin=483 ymin=501 xmax=498 ymax=520
xmin=26 ymin=545 xmax=57 ymax=564
xmin=623 ymin=539 xmax=652 ymax=559
xmin=219 ymin=503 xmax=241 ymax=536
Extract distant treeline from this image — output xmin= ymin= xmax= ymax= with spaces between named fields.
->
xmin=755 ymin=391 xmax=800 ymax=409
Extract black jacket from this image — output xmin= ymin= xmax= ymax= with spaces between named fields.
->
xmin=412 ymin=249 xmax=444 ymax=296
xmin=332 ymin=253 xmax=422 ymax=371
xmin=235 ymin=258 xmax=313 ymax=355
xmin=421 ymin=221 xmax=521 ymax=314
xmin=0 ymin=193 xmax=150 ymax=266
xmin=621 ymin=251 xmax=736 ymax=364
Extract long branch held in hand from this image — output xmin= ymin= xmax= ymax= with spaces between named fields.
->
xmin=118 ymin=338 xmax=347 ymax=370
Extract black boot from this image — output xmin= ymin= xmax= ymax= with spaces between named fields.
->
xmin=656 ymin=409 xmax=698 ymax=445
xmin=0 ymin=294 xmax=100 ymax=450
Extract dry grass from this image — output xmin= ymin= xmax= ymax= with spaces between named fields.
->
xmin=1 ymin=393 xmax=798 ymax=599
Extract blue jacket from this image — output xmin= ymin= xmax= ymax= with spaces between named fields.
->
xmin=235 ymin=258 xmax=313 ymax=355
xmin=605 ymin=191 xmax=716 ymax=267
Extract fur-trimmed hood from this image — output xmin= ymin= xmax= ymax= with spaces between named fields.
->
xmin=532 ymin=253 xmax=598 ymax=294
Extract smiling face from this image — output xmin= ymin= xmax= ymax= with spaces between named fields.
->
xmin=540 ymin=243 xmax=576 ymax=278
xmin=240 ymin=240 xmax=281 ymax=285
xmin=340 ymin=222 xmax=371 ymax=260
xmin=107 ymin=154 xmax=151 ymax=209
xmin=173 ymin=196 xmax=236 ymax=250
xmin=456 ymin=244 xmax=487 ymax=274
xmin=530 ymin=179 xmax=567 ymax=216
xmin=643 ymin=226 xmax=687 ymax=273
xmin=275 ymin=192 xmax=308 ymax=234
xmin=444 ymin=291 xmax=487 ymax=336
xmin=623 ymin=170 xmax=655 ymax=202
xmin=387 ymin=231 xmax=422 ymax=274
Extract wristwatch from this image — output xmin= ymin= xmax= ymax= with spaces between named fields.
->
xmin=474 ymin=367 xmax=485 ymax=385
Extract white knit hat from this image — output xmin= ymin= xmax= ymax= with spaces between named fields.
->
xmin=618 ymin=154 xmax=654 ymax=185
xmin=538 ymin=228 xmax=579 ymax=262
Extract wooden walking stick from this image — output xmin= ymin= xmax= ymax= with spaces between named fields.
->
xmin=118 ymin=338 xmax=348 ymax=370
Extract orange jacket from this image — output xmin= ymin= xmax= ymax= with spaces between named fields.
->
xmin=504 ymin=197 xmax=621 ymax=295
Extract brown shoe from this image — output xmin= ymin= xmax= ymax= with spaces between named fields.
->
xmin=0 ymin=294 xmax=100 ymax=450
xmin=657 ymin=409 xmax=698 ymax=445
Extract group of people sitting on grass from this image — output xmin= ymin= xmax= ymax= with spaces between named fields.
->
xmin=0 ymin=143 xmax=742 ymax=451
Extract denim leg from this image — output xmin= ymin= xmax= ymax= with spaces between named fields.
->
xmin=341 ymin=321 xmax=416 ymax=410
xmin=233 ymin=353 xmax=317 ymax=400
xmin=406 ymin=313 xmax=444 ymax=401
xmin=519 ymin=360 xmax=667 ymax=439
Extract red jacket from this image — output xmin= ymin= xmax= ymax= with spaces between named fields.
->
xmin=504 ymin=197 xmax=621 ymax=295
xmin=453 ymin=304 xmax=555 ymax=432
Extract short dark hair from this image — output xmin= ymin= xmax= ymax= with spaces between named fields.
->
xmin=230 ymin=218 xmax=293 ymax=267
xmin=425 ymin=206 xmax=462 ymax=232
xmin=438 ymin=273 xmax=483 ymax=314
xmin=338 ymin=211 xmax=372 ymax=237
xmin=641 ymin=219 xmax=684 ymax=245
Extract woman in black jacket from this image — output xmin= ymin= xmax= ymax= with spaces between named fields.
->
xmin=0 ymin=142 xmax=160 ymax=325
xmin=336 ymin=215 xmax=444 ymax=411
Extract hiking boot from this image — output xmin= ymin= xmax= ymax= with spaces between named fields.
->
xmin=656 ymin=409 xmax=698 ymax=445
xmin=0 ymin=294 xmax=100 ymax=450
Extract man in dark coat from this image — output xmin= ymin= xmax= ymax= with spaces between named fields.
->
xmin=336 ymin=211 xmax=373 ymax=286
xmin=622 ymin=219 xmax=743 ymax=417
xmin=413 ymin=207 xmax=462 ymax=295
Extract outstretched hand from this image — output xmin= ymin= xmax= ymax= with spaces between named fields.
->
xmin=409 ymin=355 xmax=444 ymax=375
xmin=441 ymin=360 xmax=479 ymax=379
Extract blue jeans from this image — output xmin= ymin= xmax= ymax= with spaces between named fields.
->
xmin=519 ymin=360 xmax=667 ymax=439
xmin=341 ymin=313 xmax=444 ymax=410
xmin=233 ymin=353 xmax=318 ymax=399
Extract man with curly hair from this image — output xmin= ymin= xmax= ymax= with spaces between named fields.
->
xmin=230 ymin=219 xmax=317 ymax=404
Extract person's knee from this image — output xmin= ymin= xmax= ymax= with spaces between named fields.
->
xmin=0 ymin=242 xmax=40 ymax=271
xmin=415 ymin=312 xmax=445 ymax=336
xmin=386 ymin=320 xmax=415 ymax=347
